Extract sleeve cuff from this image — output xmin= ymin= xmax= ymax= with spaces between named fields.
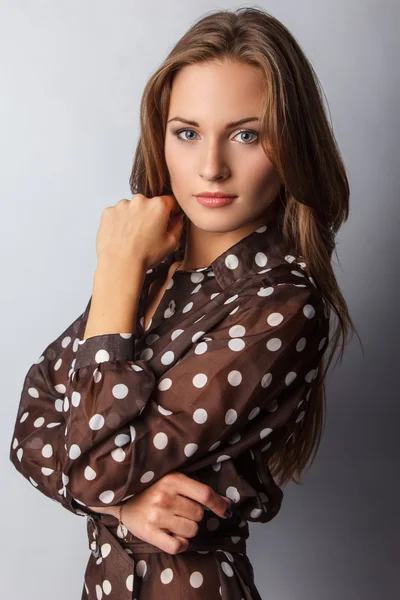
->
xmin=74 ymin=333 xmax=136 ymax=370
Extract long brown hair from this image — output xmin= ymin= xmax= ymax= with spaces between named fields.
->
xmin=128 ymin=7 xmax=363 ymax=487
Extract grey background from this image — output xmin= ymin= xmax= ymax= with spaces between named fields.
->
xmin=1 ymin=1 xmax=398 ymax=598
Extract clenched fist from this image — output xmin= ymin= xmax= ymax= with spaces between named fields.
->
xmin=95 ymin=193 xmax=185 ymax=272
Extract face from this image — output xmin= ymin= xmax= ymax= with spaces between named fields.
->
xmin=164 ymin=59 xmax=282 ymax=235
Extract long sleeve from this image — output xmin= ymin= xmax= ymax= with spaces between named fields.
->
xmin=9 ymin=299 xmax=96 ymax=517
xmin=10 ymin=273 xmax=328 ymax=519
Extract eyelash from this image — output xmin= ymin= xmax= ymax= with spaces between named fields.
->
xmin=173 ymin=128 xmax=259 ymax=144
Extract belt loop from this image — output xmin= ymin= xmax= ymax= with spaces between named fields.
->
xmin=87 ymin=515 xmax=101 ymax=558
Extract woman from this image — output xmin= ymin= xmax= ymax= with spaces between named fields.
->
xmin=9 ymin=7 xmax=361 ymax=599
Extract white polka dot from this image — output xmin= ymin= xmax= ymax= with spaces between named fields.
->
xmin=267 ymin=312 xmax=284 ymax=326
xmin=227 ymin=370 xmax=242 ymax=386
xmin=126 ymin=574 xmax=134 ymax=591
xmin=296 ymin=337 xmax=307 ymax=351
xmin=20 ymin=411 xmax=29 ymax=422
xmin=184 ymin=443 xmax=198 ymax=457
xmin=42 ymin=444 xmax=53 ymax=458
xmin=261 ymin=373 xmax=272 ymax=387
xmin=318 ymin=337 xmax=327 ymax=350
xmin=225 ymin=255 xmax=239 ymax=270
xmin=141 ymin=471 xmax=155 ymax=483
xmin=160 ymin=568 xmax=174 ymax=584
xmin=136 ymin=560 xmax=147 ymax=577
xmin=224 ymin=293 xmax=239 ymax=304
xmin=296 ymin=410 xmax=306 ymax=422
xmin=285 ymin=372 xmax=297 ymax=385
xmin=161 ymin=351 xmax=175 ymax=365
xmin=190 ymin=571 xmax=204 ymax=588
xmin=217 ymin=454 xmax=231 ymax=463
xmin=226 ymin=486 xmax=240 ymax=502
xmin=102 ymin=579 xmax=112 ymax=595
xmin=255 ymin=252 xmax=268 ymax=267
xmin=95 ymin=349 xmax=110 ymax=363
xmin=305 ymin=369 xmax=317 ymax=383
xmin=229 ymin=324 xmax=245 ymax=337
xmin=84 ymin=466 xmax=97 ymax=480
xmin=95 ymin=583 xmax=103 ymax=599
xmin=228 ymin=338 xmax=245 ymax=351
xmin=99 ymin=490 xmax=115 ymax=504
xmin=183 ymin=301 xmax=194 ymax=313
xmin=260 ymin=428 xmax=273 ymax=439
xmin=248 ymin=407 xmax=260 ymax=420
xmin=250 ymin=508 xmax=263 ymax=518
xmin=112 ymin=384 xmax=129 ymax=399
xmin=89 ymin=414 xmax=105 ymax=431
xmin=34 ymin=417 xmax=45 ymax=428
xmin=158 ymin=378 xmax=172 ymax=391
xmin=193 ymin=408 xmax=208 ymax=424
xmin=61 ymin=336 xmax=71 ymax=348
xmin=221 ymin=561 xmax=234 ymax=577
xmin=100 ymin=543 xmax=111 ymax=558
xmin=195 ymin=341 xmax=208 ymax=355
xmin=115 ymin=433 xmax=130 ymax=446
xmin=225 ymin=409 xmax=237 ymax=425
xmin=153 ymin=432 xmax=168 ymax=449
xmin=209 ymin=441 xmax=221 ymax=451
xmin=192 ymin=330 xmax=206 ymax=343
xmin=266 ymin=338 xmax=282 ymax=351
xmin=41 ymin=467 xmax=54 ymax=476
xmin=193 ymin=373 xmax=208 ymax=388
xmin=111 ymin=448 xmax=126 ymax=462
xmin=28 ymin=387 xmax=39 ymax=398
xmin=71 ymin=391 xmax=81 ymax=407
xmin=16 ymin=448 xmax=23 ymax=461
xmin=303 ymin=304 xmax=315 ymax=318
xmin=258 ymin=286 xmax=274 ymax=297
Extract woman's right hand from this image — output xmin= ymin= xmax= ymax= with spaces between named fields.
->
xmin=117 ymin=471 xmax=233 ymax=555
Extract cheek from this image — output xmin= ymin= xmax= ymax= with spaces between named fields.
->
xmin=248 ymin=154 xmax=279 ymax=186
xmin=165 ymin=143 xmax=190 ymax=185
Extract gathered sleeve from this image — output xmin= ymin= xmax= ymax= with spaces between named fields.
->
xmin=10 ymin=276 xmax=329 ymax=519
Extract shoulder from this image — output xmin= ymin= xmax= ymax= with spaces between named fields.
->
xmin=229 ymin=260 xmax=329 ymax=336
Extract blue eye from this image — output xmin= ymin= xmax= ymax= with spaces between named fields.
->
xmin=173 ymin=129 xmax=259 ymax=144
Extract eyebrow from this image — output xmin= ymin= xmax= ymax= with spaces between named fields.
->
xmin=167 ymin=116 xmax=260 ymax=128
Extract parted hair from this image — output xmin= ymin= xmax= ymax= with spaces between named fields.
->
xmin=128 ymin=7 xmax=363 ymax=487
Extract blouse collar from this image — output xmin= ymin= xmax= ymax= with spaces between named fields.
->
xmin=150 ymin=216 xmax=293 ymax=291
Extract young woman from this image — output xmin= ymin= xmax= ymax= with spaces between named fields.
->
xmin=9 ymin=7 xmax=361 ymax=599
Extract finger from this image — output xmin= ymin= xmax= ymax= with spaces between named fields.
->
xmin=171 ymin=534 xmax=190 ymax=554
xmin=163 ymin=514 xmax=199 ymax=539
xmin=166 ymin=213 xmax=185 ymax=243
xmin=172 ymin=495 xmax=204 ymax=522
xmin=148 ymin=527 xmax=189 ymax=555
xmin=171 ymin=472 xmax=232 ymax=520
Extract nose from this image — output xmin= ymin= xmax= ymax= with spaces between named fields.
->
xmin=199 ymin=140 xmax=231 ymax=181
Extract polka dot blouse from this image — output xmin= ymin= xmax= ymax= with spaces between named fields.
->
xmin=9 ymin=217 xmax=330 ymax=599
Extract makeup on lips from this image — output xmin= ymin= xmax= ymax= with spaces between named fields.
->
xmin=194 ymin=192 xmax=238 ymax=207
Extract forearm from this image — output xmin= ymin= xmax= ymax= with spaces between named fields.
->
xmin=83 ymin=261 xmax=146 ymax=339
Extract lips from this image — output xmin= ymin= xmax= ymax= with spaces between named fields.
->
xmin=195 ymin=196 xmax=236 ymax=207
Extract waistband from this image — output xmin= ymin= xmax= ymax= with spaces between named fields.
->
xmin=86 ymin=513 xmax=248 ymax=559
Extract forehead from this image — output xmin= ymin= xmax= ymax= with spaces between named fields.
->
xmin=168 ymin=61 xmax=266 ymax=119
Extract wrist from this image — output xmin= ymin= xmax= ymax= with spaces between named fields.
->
xmin=95 ymin=259 xmax=147 ymax=284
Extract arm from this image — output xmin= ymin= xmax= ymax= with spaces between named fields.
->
xmin=10 ymin=266 xmax=329 ymax=520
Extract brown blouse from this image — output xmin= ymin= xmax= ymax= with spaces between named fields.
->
xmin=9 ymin=217 xmax=330 ymax=599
